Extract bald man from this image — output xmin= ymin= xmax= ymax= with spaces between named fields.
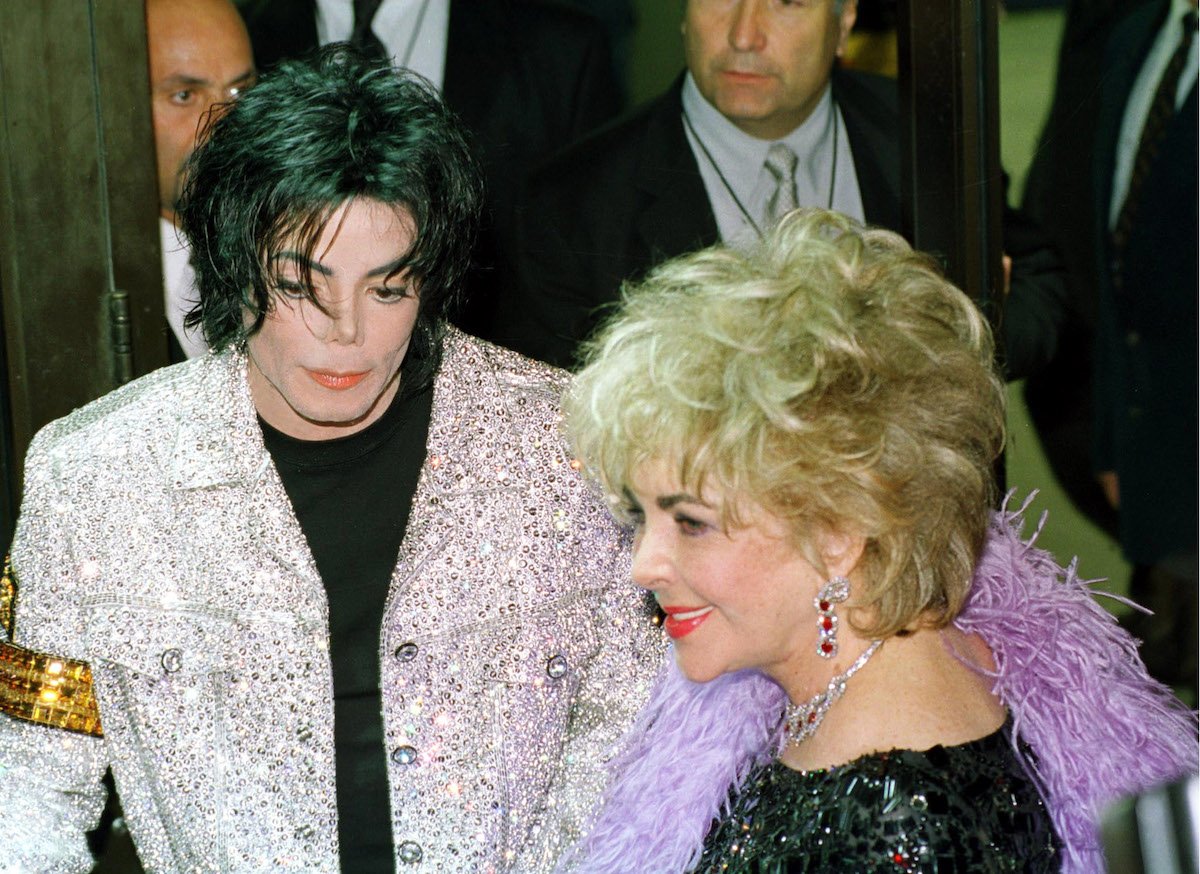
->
xmin=147 ymin=0 xmax=256 ymax=358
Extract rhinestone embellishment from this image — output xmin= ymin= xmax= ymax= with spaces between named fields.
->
xmin=159 ymin=648 xmax=183 ymax=673
xmin=398 ymin=841 xmax=423 ymax=864
xmin=391 ymin=745 xmax=418 ymax=766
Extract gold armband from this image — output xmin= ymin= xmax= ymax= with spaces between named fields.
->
xmin=0 ymin=641 xmax=103 ymax=737
xmin=1 ymin=553 xmax=14 ymax=640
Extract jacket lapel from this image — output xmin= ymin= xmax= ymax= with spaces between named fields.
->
xmin=633 ymin=82 xmax=721 ymax=265
xmin=833 ymin=70 xmax=902 ymax=231
xmin=1094 ymin=0 xmax=1170 ymax=229
xmin=168 ymin=351 xmax=325 ymax=616
xmin=167 ymin=333 xmax=528 ymax=632
xmin=441 ymin=0 xmax=507 ymax=136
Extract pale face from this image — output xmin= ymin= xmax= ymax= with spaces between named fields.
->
xmin=627 ymin=461 xmax=826 ymax=690
xmin=247 ymin=198 xmax=421 ymax=441
xmin=146 ymin=0 xmax=255 ymax=223
xmin=683 ymin=0 xmax=858 ymax=140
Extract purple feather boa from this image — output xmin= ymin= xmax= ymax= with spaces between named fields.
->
xmin=557 ymin=660 xmax=787 ymax=872
xmin=562 ymin=497 xmax=1198 ymax=873
xmin=959 ymin=496 xmax=1197 ymax=872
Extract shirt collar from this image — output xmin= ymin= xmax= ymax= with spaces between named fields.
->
xmin=680 ymin=72 xmax=837 ymax=204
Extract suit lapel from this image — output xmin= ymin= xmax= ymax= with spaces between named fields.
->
xmin=1094 ymin=0 xmax=1171 ymax=226
xmin=833 ymin=71 xmax=902 ymax=230
xmin=240 ymin=0 xmax=320 ymax=69
xmin=633 ymin=83 xmax=720 ymax=265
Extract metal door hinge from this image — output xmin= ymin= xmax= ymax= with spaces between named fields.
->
xmin=109 ymin=289 xmax=133 ymax=385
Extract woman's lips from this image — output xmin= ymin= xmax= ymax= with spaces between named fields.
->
xmin=307 ymin=369 xmax=368 ymax=390
xmin=661 ymin=605 xmax=714 ymax=640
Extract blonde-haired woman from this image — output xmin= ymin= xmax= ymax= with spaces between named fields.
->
xmin=562 ymin=209 xmax=1196 ymax=872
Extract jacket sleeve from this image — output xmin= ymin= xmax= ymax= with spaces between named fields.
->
xmin=0 ymin=433 xmax=110 ymax=872
xmin=999 ymin=202 xmax=1071 ymax=381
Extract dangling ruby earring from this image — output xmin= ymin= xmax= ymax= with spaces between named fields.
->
xmin=815 ymin=576 xmax=850 ymax=659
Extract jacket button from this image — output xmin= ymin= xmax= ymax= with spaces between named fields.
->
xmin=398 ymin=841 xmax=423 ymax=863
xmin=394 ymin=642 xmax=419 ymax=662
xmin=391 ymin=745 xmax=418 ymax=766
xmin=160 ymin=648 xmax=183 ymax=673
xmin=546 ymin=654 xmax=568 ymax=679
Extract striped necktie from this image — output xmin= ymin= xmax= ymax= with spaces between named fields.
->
xmin=764 ymin=144 xmax=800 ymax=228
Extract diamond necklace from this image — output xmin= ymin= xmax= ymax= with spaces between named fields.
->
xmin=782 ymin=638 xmax=883 ymax=747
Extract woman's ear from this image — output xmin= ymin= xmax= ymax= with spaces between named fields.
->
xmin=819 ymin=528 xmax=866 ymax=580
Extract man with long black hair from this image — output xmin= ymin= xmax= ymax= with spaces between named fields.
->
xmin=0 ymin=46 xmax=658 ymax=872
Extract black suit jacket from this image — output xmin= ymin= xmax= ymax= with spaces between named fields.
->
xmin=1090 ymin=0 xmax=1198 ymax=563
xmin=1021 ymin=0 xmax=1154 ymax=537
xmin=235 ymin=0 xmax=621 ymax=333
xmin=497 ymin=70 xmax=1065 ymax=377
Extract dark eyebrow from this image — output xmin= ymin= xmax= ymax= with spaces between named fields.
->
xmin=228 ymin=70 xmax=257 ymax=89
xmin=365 ymin=257 xmax=410 ymax=279
xmin=157 ymin=74 xmax=211 ymax=90
xmin=657 ymin=493 xmax=709 ymax=511
xmin=272 ymin=251 xmax=410 ymax=280
xmin=274 ymin=251 xmax=333 ymax=277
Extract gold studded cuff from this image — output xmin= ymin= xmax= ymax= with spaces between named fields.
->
xmin=1 ymin=554 xmax=15 ymax=640
xmin=0 ymin=641 xmax=103 ymax=737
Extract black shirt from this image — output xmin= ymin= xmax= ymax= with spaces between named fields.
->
xmin=262 ymin=378 xmax=433 ymax=873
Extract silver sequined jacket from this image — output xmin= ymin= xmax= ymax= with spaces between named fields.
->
xmin=0 ymin=329 xmax=661 ymax=873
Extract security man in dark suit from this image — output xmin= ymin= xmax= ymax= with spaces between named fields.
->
xmin=1093 ymin=0 xmax=1197 ymax=695
xmin=494 ymin=0 xmax=1066 ymax=381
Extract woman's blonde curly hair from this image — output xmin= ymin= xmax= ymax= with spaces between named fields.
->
xmin=565 ymin=208 xmax=1006 ymax=638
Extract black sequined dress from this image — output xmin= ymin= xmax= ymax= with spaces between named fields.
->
xmin=697 ymin=721 xmax=1059 ymax=873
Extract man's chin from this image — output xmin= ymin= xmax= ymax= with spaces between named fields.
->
xmin=286 ymin=388 xmax=394 ymax=439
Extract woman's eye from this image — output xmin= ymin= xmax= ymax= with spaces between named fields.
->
xmin=619 ymin=503 xmax=645 ymax=526
xmin=675 ymin=514 xmax=709 ymax=536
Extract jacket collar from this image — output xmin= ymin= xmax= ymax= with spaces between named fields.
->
xmin=831 ymin=69 xmax=901 ymax=231
xmin=633 ymin=77 xmax=722 ymax=259
xmin=168 ymin=350 xmax=269 ymax=491
xmin=167 ymin=327 xmax=523 ymax=498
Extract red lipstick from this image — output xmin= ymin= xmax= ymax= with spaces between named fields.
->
xmin=661 ymin=605 xmax=714 ymax=640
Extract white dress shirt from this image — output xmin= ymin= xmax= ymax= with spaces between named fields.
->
xmin=159 ymin=218 xmax=207 ymax=359
xmin=681 ymin=73 xmax=864 ymax=247
xmin=315 ymin=0 xmax=450 ymax=89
